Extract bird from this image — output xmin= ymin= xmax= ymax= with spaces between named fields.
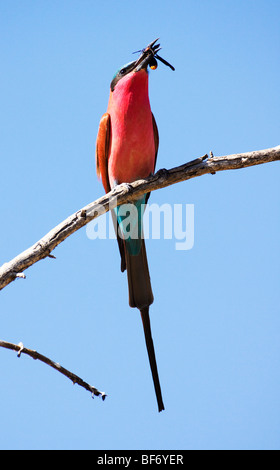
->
xmin=95 ymin=39 xmax=174 ymax=412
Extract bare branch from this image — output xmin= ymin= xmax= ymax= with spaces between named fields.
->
xmin=0 ymin=145 xmax=279 ymax=291
xmin=0 ymin=340 xmax=106 ymax=400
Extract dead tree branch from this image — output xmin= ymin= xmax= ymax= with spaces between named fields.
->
xmin=0 ymin=340 xmax=106 ymax=399
xmin=0 ymin=145 xmax=279 ymax=292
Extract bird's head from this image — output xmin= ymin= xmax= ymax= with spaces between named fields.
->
xmin=110 ymin=38 xmax=174 ymax=92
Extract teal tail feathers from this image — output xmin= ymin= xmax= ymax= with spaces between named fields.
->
xmin=114 ymin=197 xmax=164 ymax=412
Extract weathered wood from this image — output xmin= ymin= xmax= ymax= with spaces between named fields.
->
xmin=0 ymin=145 xmax=279 ymax=291
xmin=0 ymin=340 xmax=106 ymax=399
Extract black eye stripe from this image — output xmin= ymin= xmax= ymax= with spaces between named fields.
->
xmin=110 ymin=61 xmax=137 ymax=91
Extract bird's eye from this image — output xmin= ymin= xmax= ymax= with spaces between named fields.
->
xmin=120 ymin=68 xmax=125 ymax=75
xmin=149 ymin=58 xmax=158 ymax=70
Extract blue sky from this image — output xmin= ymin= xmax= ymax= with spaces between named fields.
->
xmin=0 ymin=0 xmax=279 ymax=450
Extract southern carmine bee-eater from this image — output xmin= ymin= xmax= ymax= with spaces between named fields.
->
xmin=95 ymin=39 xmax=174 ymax=412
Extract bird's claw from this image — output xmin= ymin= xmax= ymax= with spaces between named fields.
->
xmin=156 ymin=168 xmax=169 ymax=178
xmin=120 ymin=182 xmax=133 ymax=192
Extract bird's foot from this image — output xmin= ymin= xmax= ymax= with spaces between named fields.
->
xmin=120 ymin=182 xmax=133 ymax=192
xmin=156 ymin=168 xmax=169 ymax=178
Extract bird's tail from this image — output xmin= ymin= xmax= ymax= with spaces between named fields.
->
xmin=126 ymin=243 xmax=164 ymax=412
xmin=140 ymin=307 xmax=165 ymax=412
xmin=125 ymin=238 xmax=153 ymax=309
xmin=114 ymin=199 xmax=164 ymax=411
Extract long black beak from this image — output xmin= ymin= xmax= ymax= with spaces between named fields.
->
xmin=133 ymin=38 xmax=175 ymax=72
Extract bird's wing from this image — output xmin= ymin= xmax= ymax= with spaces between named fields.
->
xmin=96 ymin=112 xmax=111 ymax=193
xmin=96 ymin=112 xmax=126 ymax=271
xmin=152 ymin=113 xmax=159 ymax=173
xmin=145 ymin=113 xmax=159 ymax=205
